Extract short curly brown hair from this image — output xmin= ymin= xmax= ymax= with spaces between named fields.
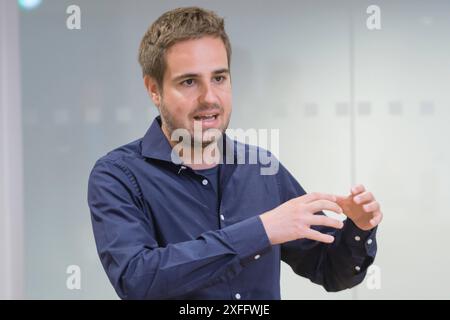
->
xmin=138 ymin=7 xmax=232 ymax=91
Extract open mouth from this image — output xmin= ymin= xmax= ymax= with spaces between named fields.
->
xmin=193 ymin=114 xmax=218 ymax=121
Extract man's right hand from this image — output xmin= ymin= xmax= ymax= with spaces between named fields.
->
xmin=259 ymin=192 xmax=344 ymax=245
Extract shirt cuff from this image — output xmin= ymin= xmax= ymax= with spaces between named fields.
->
xmin=222 ymin=215 xmax=273 ymax=267
xmin=339 ymin=218 xmax=377 ymax=275
xmin=341 ymin=218 xmax=377 ymax=258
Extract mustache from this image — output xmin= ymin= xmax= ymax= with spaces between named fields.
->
xmin=190 ymin=104 xmax=222 ymax=116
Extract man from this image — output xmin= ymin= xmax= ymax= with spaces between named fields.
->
xmin=88 ymin=7 xmax=382 ymax=300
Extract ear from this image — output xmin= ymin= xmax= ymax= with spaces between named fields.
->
xmin=144 ymin=75 xmax=162 ymax=107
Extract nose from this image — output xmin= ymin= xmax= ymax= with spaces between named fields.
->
xmin=198 ymin=82 xmax=219 ymax=106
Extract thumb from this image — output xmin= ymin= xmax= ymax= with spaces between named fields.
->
xmin=335 ymin=194 xmax=351 ymax=206
xmin=335 ymin=194 xmax=350 ymax=201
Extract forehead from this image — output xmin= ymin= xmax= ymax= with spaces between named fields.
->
xmin=164 ymin=36 xmax=228 ymax=75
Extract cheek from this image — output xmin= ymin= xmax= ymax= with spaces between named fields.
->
xmin=164 ymin=90 xmax=195 ymax=115
xmin=222 ymin=92 xmax=232 ymax=112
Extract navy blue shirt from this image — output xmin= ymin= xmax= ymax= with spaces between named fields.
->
xmin=194 ymin=165 xmax=220 ymax=195
xmin=193 ymin=165 xmax=220 ymax=218
xmin=88 ymin=116 xmax=377 ymax=300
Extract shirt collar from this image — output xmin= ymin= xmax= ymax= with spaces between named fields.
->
xmin=141 ymin=115 xmax=175 ymax=163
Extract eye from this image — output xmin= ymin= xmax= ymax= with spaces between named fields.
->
xmin=181 ymin=79 xmax=195 ymax=87
xmin=213 ymin=76 xmax=226 ymax=83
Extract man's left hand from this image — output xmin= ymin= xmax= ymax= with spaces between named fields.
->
xmin=335 ymin=184 xmax=383 ymax=231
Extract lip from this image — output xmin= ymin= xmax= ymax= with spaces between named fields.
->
xmin=192 ymin=113 xmax=220 ymax=129
xmin=193 ymin=111 xmax=220 ymax=119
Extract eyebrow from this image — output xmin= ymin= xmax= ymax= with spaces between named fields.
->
xmin=172 ymin=68 xmax=230 ymax=83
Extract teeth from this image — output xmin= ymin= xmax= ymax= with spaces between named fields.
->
xmin=195 ymin=115 xmax=216 ymax=120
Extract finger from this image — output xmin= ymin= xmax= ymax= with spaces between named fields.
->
xmin=362 ymin=201 xmax=380 ymax=213
xmin=351 ymin=184 xmax=366 ymax=196
xmin=303 ymin=228 xmax=335 ymax=244
xmin=372 ymin=210 xmax=382 ymax=218
xmin=307 ymin=199 xmax=343 ymax=214
xmin=299 ymin=192 xmax=337 ymax=204
xmin=305 ymin=215 xmax=344 ymax=229
xmin=370 ymin=211 xmax=383 ymax=226
xmin=335 ymin=194 xmax=351 ymax=206
xmin=336 ymin=194 xmax=350 ymax=201
xmin=353 ymin=191 xmax=374 ymax=204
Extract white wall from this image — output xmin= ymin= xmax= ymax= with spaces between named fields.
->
xmin=9 ymin=0 xmax=450 ymax=299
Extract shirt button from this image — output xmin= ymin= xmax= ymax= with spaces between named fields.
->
xmin=220 ymin=214 xmax=225 ymax=221
xmin=202 ymin=179 xmax=208 ymax=186
xmin=367 ymin=239 xmax=373 ymax=245
xmin=354 ymin=236 xmax=361 ymax=242
xmin=355 ymin=266 xmax=361 ymax=272
xmin=235 ymin=293 xmax=241 ymax=300
xmin=254 ymin=254 xmax=261 ymax=260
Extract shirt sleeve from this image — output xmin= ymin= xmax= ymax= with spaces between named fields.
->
xmin=87 ymin=160 xmax=272 ymax=299
xmin=276 ymin=163 xmax=378 ymax=292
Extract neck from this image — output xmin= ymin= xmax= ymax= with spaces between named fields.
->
xmin=161 ymin=123 xmax=221 ymax=170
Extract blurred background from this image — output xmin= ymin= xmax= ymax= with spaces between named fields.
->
xmin=1 ymin=0 xmax=449 ymax=299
